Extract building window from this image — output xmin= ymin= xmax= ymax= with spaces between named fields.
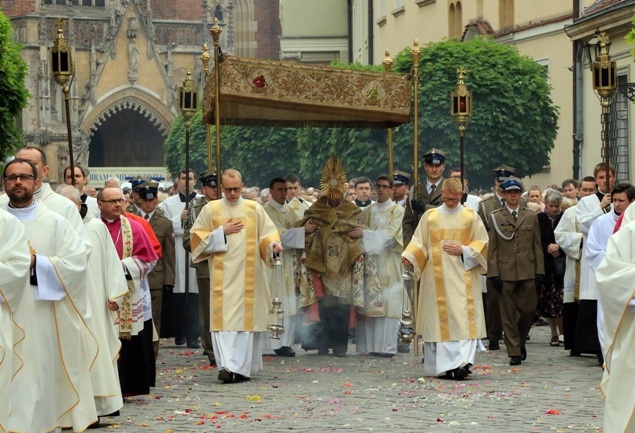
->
xmin=44 ymin=0 xmax=67 ymax=4
xmin=70 ymin=0 xmax=106 ymax=5
xmin=214 ymin=5 xmax=224 ymax=22
xmin=499 ymin=0 xmax=514 ymax=30
xmin=448 ymin=1 xmax=462 ymax=39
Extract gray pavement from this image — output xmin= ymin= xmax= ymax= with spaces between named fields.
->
xmin=102 ymin=326 xmax=604 ymax=432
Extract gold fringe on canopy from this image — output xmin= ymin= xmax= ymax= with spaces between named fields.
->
xmin=203 ymin=55 xmax=411 ymax=129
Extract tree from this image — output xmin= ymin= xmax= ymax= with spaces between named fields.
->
xmin=391 ymin=37 xmax=559 ymax=189
xmin=0 ymin=10 xmax=29 ymax=161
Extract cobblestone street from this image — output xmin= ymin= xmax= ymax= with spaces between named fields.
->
xmin=103 ymin=326 xmax=604 ymax=432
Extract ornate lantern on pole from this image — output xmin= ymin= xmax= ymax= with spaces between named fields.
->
xmin=50 ymin=19 xmax=76 ymax=186
xmin=450 ymin=67 xmax=472 ymax=203
xmin=210 ymin=18 xmax=223 ymax=199
xmin=178 ymin=69 xmax=198 ymax=300
xmin=267 ymin=253 xmax=285 ymax=339
xmin=586 ymin=32 xmax=617 ymax=193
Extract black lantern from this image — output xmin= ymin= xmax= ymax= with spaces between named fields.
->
xmin=179 ymin=69 xmax=198 ymax=120
xmin=450 ymin=67 xmax=472 ymax=202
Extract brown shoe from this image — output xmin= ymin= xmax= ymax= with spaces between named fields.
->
xmin=218 ymin=368 xmax=235 ymax=383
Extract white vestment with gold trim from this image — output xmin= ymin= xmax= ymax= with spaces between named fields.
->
xmin=191 ymin=197 xmax=279 ymax=377
xmin=402 ymin=205 xmax=488 ymax=376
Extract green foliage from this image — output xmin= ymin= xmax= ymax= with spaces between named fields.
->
xmin=0 ymin=11 xmax=29 ymax=161
xmin=626 ymin=15 xmax=635 ymax=58
xmin=164 ymin=37 xmax=558 ymax=189
xmin=391 ymin=37 xmax=559 ymax=188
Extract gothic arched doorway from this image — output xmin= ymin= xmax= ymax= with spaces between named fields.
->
xmin=89 ymin=107 xmax=166 ymax=167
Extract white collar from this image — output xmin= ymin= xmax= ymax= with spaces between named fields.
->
xmin=269 ymin=200 xmax=287 ymax=211
xmin=375 ymin=199 xmax=394 ymax=210
xmin=7 ymin=200 xmax=37 ymax=220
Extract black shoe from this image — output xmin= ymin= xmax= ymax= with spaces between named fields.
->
xmin=397 ymin=344 xmax=410 ymax=353
xmin=597 ymin=351 xmax=604 ymax=365
xmin=570 ymin=350 xmax=581 ymax=357
xmin=274 ymin=346 xmax=296 ymax=357
xmin=317 ymin=348 xmax=329 ymax=356
xmin=488 ymin=341 xmax=500 ymax=351
xmin=175 ymin=336 xmax=185 ymax=346
xmin=453 ymin=366 xmax=469 ymax=380
xmin=218 ymin=369 xmax=235 ymax=383
xmin=509 ymin=356 xmax=522 ymax=366
xmin=86 ymin=420 xmax=101 ymax=429
xmin=520 ymin=347 xmax=527 ymax=361
xmin=187 ymin=339 xmax=201 ymax=349
xmin=333 ymin=351 xmax=347 ymax=358
xmin=234 ymin=373 xmax=250 ymax=382
xmin=375 ymin=353 xmax=395 ymax=358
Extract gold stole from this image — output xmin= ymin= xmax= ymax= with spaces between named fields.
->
xmin=427 ymin=209 xmax=478 ymax=341
xmin=118 ymin=216 xmax=134 ymax=339
xmin=208 ymin=200 xmax=258 ymax=330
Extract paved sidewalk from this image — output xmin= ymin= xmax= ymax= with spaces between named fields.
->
xmin=102 ymin=326 xmax=604 ymax=432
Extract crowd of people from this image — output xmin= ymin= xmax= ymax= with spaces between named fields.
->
xmin=0 ymin=145 xmax=633 ymax=432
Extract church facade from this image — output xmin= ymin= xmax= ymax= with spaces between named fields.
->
xmin=1 ymin=0 xmax=281 ymax=182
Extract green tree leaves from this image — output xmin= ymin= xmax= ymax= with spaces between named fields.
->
xmin=0 ymin=11 xmax=29 ymax=161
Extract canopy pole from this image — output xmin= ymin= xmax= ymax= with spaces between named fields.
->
xmin=211 ymin=18 xmax=223 ymax=198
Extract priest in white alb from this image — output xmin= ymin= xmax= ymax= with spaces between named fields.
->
xmin=0 ymin=208 xmax=31 ymax=433
xmin=191 ymin=169 xmax=281 ymax=383
xmin=402 ymin=178 xmax=488 ymax=380
xmin=3 ymin=158 xmax=98 ymax=433
xmin=595 ymin=201 xmax=635 ymax=433
xmin=58 ymin=185 xmax=127 ymax=418
xmin=357 ymin=174 xmax=405 ymax=358
xmin=261 ymin=177 xmax=317 ymax=357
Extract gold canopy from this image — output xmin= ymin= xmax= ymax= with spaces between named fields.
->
xmin=203 ymin=55 xmax=411 ymax=128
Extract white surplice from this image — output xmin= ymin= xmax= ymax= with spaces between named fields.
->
xmin=585 ymin=210 xmax=620 ymax=354
xmin=83 ymin=213 xmax=128 ymax=415
xmin=554 ymin=206 xmax=584 ymax=304
xmin=159 ymin=194 xmax=200 ymax=294
xmin=6 ymin=201 xmax=98 ymax=433
xmin=261 ymin=199 xmax=305 ymax=349
xmin=0 ymin=209 xmax=31 ymax=432
xmin=357 ymin=199 xmax=404 ymax=355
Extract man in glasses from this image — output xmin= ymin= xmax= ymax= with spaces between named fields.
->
xmin=190 ymin=168 xmax=281 ymax=384
xmin=0 ymin=146 xmax=86 ymax=241
xmin=356 ymin=174 xmax=405 ymax=358
xmin=98 ymin=186 xmax=158 ymax=397
xmin=2 ymin=158 xmax=97 ymax=433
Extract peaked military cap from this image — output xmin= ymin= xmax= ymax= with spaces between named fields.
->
xmin=137 ymin=181 xmax=159 ymax=200
xmin=423 ymin=148 xmax=446 ymax=165
xmin=501 ymin=176 xmax=523 ymax=192
xmin=393 ymin=170 xmax=411 ymax=186
xmin=492 ymin=165 xmax=516 ymax=182
xmin=130 ymin=176 xmax=152 ymax=191
xmin=198 ymin=171 xmax=217 ymax=187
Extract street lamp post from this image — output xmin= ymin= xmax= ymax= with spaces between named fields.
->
xmin=586 ymin=32 xmax=617 ymax=192
xmin=50 ymin=19 xmax=75 ymax=186
xmin=178 ymin=69 xmax=198 ymax=300
xmin=450 ymin=67 xmax=472 ymax=203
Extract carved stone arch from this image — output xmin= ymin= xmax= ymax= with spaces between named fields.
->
xmin=81 ymin=88 xmax=177 ymax=168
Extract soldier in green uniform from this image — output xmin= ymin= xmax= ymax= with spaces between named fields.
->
xmin=402 ymin=148 xmax=446 ymax=247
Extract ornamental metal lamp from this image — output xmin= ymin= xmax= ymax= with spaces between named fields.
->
xmin=450 ymin=67 xmax=472 ymax=203
xmin=50 ymin=19 xmax=76 ymax=186
xmin=586 ymin=32 xmax=617 ymax=193
xmin=178 ymin=69 xmax=198 ymax=299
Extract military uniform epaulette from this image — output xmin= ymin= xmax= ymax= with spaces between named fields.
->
xmin=490 ymin=207 xmax=504 ymax=214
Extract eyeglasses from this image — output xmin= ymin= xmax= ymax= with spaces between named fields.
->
xmin=4 ymin=174 xmax=35 ymax=182
xmin=223 ymin=187 xmax=242 ymax=193
xmin=99 ymin=198 xmax=125 ymax=204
